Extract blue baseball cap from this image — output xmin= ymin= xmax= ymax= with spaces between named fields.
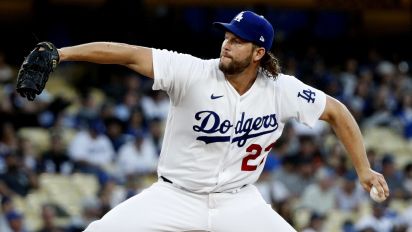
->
xmin=214 ymin=11 xmax=274 ymax=51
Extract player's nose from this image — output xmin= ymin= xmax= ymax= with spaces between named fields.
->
xmin=222 ymin=40 xmax=231 ymax=51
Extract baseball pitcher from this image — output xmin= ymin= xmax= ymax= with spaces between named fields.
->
xmin=17 ymin=11 xmax=389 ymax=232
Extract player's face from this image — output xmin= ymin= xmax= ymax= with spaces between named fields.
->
xmin=219 ymin=32 xmax=254 ymax=75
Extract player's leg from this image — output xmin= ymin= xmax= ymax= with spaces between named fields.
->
xmin=211 ymin=185 xmax=297 ymax=232
xmin=84 ymin=181 xmax=209 ymax=232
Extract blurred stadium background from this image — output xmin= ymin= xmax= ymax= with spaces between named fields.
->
xmin=1 ymin=0 xmax=412 ymax=231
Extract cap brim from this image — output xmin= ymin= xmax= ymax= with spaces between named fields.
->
xmin=213 ymin=22 xmax=254 ymax=44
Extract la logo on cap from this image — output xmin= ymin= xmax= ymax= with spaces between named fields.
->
xmin=260 ymin=36 xmax=265 ymax=42
xmin=234 ymin=12 xmax=244 ymax=22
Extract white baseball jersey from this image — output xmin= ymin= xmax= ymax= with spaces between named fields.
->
xmin=152 ymin=49 xmax=326 ymax=194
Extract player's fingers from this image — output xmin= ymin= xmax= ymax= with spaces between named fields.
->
xmin=379 ymin=176 xmax=390 ymax=197
xmin=371 ymin=178 xmax=385 ymax=197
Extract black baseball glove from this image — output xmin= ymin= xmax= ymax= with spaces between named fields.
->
xmin=16 ymin=42 xmax=59 ymax=101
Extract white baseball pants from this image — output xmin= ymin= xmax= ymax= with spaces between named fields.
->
xmin=84 ymin=180 xmax=296 ymax=232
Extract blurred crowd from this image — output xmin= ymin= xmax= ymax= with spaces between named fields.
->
xmin=1 ymin=33 xmax=412 ymax=232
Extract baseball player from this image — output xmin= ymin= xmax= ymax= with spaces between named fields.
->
xmin=17 ymin=11 xmax=389 ymax=232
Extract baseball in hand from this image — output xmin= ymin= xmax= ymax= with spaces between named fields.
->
xmin=370 ymin=186 xmax=386 ymax=202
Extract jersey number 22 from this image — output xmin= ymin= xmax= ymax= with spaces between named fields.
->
xmin=241 ymin=143 xmax=275 ymax=171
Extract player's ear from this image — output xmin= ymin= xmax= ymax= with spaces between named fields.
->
xmin=253 ymin=46 xmax=265 ymax=62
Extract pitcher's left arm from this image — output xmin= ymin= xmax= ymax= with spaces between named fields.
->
xmin=320 ymin=95 xmax=390 ymax=199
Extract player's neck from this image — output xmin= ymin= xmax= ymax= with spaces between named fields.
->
xmin=225 ymin=67 xmax=258 ymax=95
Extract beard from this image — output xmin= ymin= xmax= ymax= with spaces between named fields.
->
xmin=219 ymin=53 xmax=252 ymax=75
